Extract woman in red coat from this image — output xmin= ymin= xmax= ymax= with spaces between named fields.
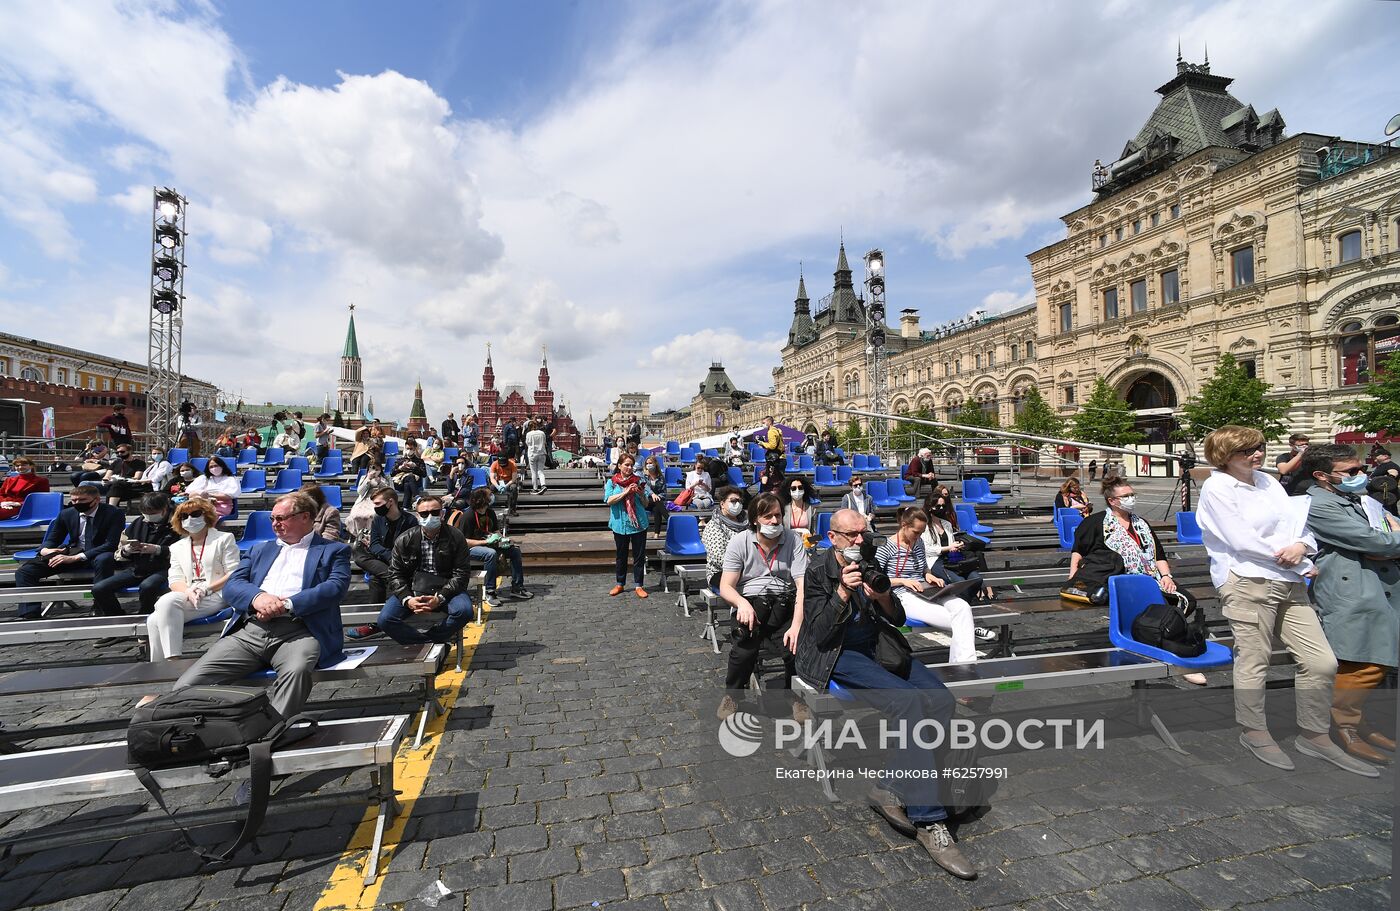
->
xmin=0 ymin=456 xmax=50 ymax=519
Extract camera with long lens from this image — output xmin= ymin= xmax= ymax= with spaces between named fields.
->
xmin=858 ymin=534 xmax=891 ymax=594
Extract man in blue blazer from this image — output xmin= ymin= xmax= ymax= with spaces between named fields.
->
xmin=173 ymin=491 xmax=350 ymax=718
xmin=12 ymin=482 xmax=124 ymax=619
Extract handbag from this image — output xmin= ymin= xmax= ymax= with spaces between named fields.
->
xmin=874 ymin=619 xmax=913 ymax=679
xmin=1130 ymin=592 xmax=1206 ymax=658
xmin=952 ymin=532 xmax=986 ymax=553
xmin=412 ymin=570 xmax=449 ymax=597
xmin=128 ymin=686 xmax=317 ymax=862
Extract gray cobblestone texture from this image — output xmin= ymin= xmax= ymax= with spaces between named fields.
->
xmin=0 ymin=569 xmax=1392 ymax=910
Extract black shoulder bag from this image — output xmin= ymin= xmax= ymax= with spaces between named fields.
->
xmin=128 ymin=686 xmax=318 ymax=862
xmin=1130 ymin=592 xmax=1206 ymax=658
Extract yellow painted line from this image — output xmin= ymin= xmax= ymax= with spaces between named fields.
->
xmin=314 ymin=606 xmax=491 ymax=911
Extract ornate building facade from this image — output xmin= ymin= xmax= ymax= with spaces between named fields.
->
xmin=473 ymin=346 xmax=582 ymax=454
xmin=659 ymin=54 xmax=1400 ymax=460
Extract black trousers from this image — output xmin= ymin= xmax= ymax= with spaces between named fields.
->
xmin=725 ymin=624 xmax=794 ymax=694
xmin=90 ymin=554 xmax=169 ymax=615
xmin=353 ymin=552 xmax=393 ymax=602
xmin=613 ymin=531 xmax=646 ymax=585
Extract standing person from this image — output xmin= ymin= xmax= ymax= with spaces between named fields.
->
xmin=441 ymin=412 xmax=461 ymax=447
xmin=716 ymin=492 xmax=807 ymax=719
xmin=455 ymin=487 xmax=533 ymax=606
xmin=1298 ymin=445 xmax=1400 ymax=766
xmin=11 ymin=482 xmax=124 ymax=619
xmin=356 ymin=494 xmax=474 ymax=645
xmin=489 ymin=453 xmax=522 ymax=517
xmin=795 ymin=508 xmax=976 ymax=880
xmin=314 ymin=413 xmax=335 ymax=462
xmin=1275 ymin=432 xmax=1311 ymax=495
xmin=757 ymin=416 xmax=784 ymax=466
xmin=907 ymin=448 xmax=937 ymax=500
xmin=626 ymin=417 xmax=643 ymax=448
xmin=95 ymin=402 xmax=134 ymax=448
xmin=604 ymin=453 xmax=650 ymax=598
xmin=0 ymin=456 xmax=49 ymax=520
xmin=500 ymin=417 xmax=521 ymax=461
xmin=525 ymin=419 xmax=549 ymax=494
xmin=146 ymin=498 xmax=241 ymax=661
xmin=172 ymin=492 xmax=351 ymax=721
xmin=462 ymin=414 xmax=479 ymax=462
xmin=1054 ymin=477 xmax=1092 ymax=518
xmin=877 ymin=507 xmax=982 ymax=665
xmin=1196 ymin=426 xmax=1371 ymax=776
xmin=1367 ymin=448 xmax=1400 ymax=517
xmin=544 ymin=416 xmax=558 ymax=469
xmin=91 ymin=492 xmax=178 ymax=616
xmin=176 ymin=401 xmax=201 ymax=457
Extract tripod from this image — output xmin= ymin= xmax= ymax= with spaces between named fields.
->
xmin=1163 ymin=464 xmax=1197 ymax=520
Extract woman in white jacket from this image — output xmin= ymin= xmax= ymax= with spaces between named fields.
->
xmin=183 ymin=456 xmax=241 ymax=519
xmin=147 ymin=497 xmax=241 ymax=661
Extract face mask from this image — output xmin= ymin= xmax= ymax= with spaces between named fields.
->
xmin=1338 ymin=473 xmax=1369 ymax=494
xmin=374 ymin=504 xmax=391 ymax=517
xmin=1117 ymin=495 xmax=1137 ymax=510
xmin=182 ymin=516 xmax=206 ymax=534
xmin=724 ymin=501 xmax=744 ymax=517
xmin=789 ymin=490 xmax=804 ymax=501
xmin=181 ymin=470 xmax=195 ymax=479
xmin=142 ymin=513 xmax=164 ymax=524
xmin=851 ymin=486 xmax=862 ymax=493
xmin=841 ymin=546 xmax=863 ymax=562
xmin=210 ymin=465 xmax=224 ymax=476
xmin=18 ymin=466 xmax=32 ymax=475
xmin=151 ymin=453 xmax=162 ymax=462
xmin=72 ymin=500 xmax=97 ymax=513
xmin=758 ymin=522 xmax=784 ymax=539
xmin=420 ymin=515 xmax=443 ymax=532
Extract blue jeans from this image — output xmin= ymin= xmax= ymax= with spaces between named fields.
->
xmin=470 ymin=545 xmax=523 ymax=592
xmin=377 ymin=592 xmax=473 ymax=644
xmin=830 ymin=640 xmax=954 ymax=825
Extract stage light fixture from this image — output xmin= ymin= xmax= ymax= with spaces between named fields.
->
xmin=155 ymin=188 xmax=182 ymax=220
xmin=153 ymin=256 xmax=180 ymax=282
xmin=155 ymin=222 xmax=181 ymax=249
xmin=152 ymin=289 xmax=180 ymax=314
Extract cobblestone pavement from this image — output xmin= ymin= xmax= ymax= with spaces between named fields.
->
xmin=0 ymin=571 xmax=1392 ymax=911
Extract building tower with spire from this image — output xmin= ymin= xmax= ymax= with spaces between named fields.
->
xmin=406 ymin=380 xmax=429 ymax=437
xmin=336 ymin=304 xmax=365 ymax=421
xmin=787 ymin=268 xmax=816 ymax=347
xmin=473 ymin=343 xmax=582 ymax=454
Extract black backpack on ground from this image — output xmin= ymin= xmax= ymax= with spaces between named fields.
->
xmin=128 ymin=686 xmax=317 ymax=862
xmin=1130 ymin=593 xmax=1206 ymax=658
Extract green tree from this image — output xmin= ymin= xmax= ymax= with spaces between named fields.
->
xmin=1180 ymin=353 xmax=1292 ymax=442
xmin=1338 ymin=351 xmax=1400 ymax=434
xmin=839 ymin=416 xmax=865 ymax=451
xmin=1071 ymin=377 xmax=1143 ymax=448
xmin=1010 ymin=387 xmax=1064 ymax=449
xmin=950 ymin=403 xmax=1000 ymax=448
xmin=889 ymin=409 xmax=929 ymax=456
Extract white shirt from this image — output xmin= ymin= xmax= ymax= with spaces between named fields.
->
xmin=261 ymin=534 xmax=312 ymax=604
xmin=186 ymin=474 xmax=241 ymax=498
xmin=525 ymin=429 xmax=547 ymax=458
xmin=141 ymin=459 xmax=172 ymax=489
xmin=686 ymin=469 xmax=712 ymax=492
xmin=1197 ymin=469 xmax=1315 ymax=589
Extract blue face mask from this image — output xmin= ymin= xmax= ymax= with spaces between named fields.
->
xmin=1337 ymin=473 xmax=1369 ymax=494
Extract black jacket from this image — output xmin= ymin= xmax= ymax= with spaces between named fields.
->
xmin=387 ymin=524 xmax=473 ymax=603
xmin=365 ymin=510 xmax=420 ymax=563
xmin=115 ymin=516 xmax=180 ymax=577
xmin=441 ymin=418 xmax=460 ymax=439
xmin=39 ymin=503 xmax=125 ymax=562
xmin=795 ymin=546 xmax=905 ymax=690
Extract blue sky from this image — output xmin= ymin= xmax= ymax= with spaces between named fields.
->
xmin=1 ymin=0 xmax=1398 ymax=428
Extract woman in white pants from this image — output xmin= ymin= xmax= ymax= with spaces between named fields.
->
xmin=875 ymin=506 xmax=982 ymax=664
xmin=147 ymin=497 xmax=241 ymax=661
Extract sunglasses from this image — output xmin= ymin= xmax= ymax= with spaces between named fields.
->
xmin=1232 ymin=444 xmax=1265 ymax=456
xmin=1332 ymin=466 xmax=1365 ymax=477
xmin=417 ymin=508 xmax=444 ymax=517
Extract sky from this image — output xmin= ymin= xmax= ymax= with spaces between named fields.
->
xmin=1 ymin=0 xmax=1398 ymax=430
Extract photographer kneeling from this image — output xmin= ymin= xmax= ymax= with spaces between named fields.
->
xmin=716 ymin=492 xmax=806 ymax=721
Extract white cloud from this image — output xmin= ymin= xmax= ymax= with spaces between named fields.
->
xmin=643 ymin=329 xmax=787 ymax=411
xmin=981 ymin=287 xmax=1035 ymax=315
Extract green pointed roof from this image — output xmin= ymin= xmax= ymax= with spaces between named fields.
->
xmin=342 ymin=311 xmax=360 ymax=359
xmin=409 ymin=381 xmax=426 ymax=419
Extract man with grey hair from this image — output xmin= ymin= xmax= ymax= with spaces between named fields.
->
xmin=173 ymin=491 xmax=351 ymax=720
xmin=907 ymin=447 xmax=938 ymax=500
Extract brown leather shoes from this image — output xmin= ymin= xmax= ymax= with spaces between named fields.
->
xmin=634 ymin=587 xmax=649 ymax=599
xmin=916 ymin=822 xmax=977 ymax=880
xmin=868 ymin=786 xmax=916 ymax=837
xmin=608 ymin=584 xmax=624 ymax=596
xmin=1362 ymin=728 xmax=1396 ymax=752
xmin=1337 ymin=726 xmax=1391 ymax=764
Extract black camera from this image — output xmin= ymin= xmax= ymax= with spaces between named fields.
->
xmin=858 ymin=535 xmax=891 ymax=595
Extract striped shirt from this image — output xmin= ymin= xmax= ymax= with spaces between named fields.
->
xmin=875 ymin=537 xmax=927 ymax=581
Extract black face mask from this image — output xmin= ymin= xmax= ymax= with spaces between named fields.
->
xmin=71 ymin=500 xmax=97 ymax=512
xmin=374 ymin=504 xmax=391 ymax=517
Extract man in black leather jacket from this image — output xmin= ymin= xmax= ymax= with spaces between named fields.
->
xmin=795 ymin=508 xmax=976 ymax=881
xmin=372 ymin=494 xmax=474 ymax=645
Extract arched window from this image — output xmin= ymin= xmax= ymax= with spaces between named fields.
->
xmin=1124 ymin=372 xmax=1178 ymax=410
xmin=1010 ymin=343 xmax=1020 ymax=363
xmin=1340 ymin=316 xmax=1400 ymax=385
xmin=1339 ymin=230 xmax=1362 ymax=264
xmin=1025 ymin=340 xmax=1036 ymax=359
xmin=19 ymin=366 xmax=42 ymax=382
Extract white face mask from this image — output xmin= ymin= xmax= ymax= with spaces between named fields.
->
xmin=789 ymin=489 xmax=804 ymax=501
xmin=1117 ymin=495 xmax=1137 ymax=510
xmin=758 ymin=522 xmax=784 ymax=539
xmin=724 ymin=501 xmax=744 ymax=517
xmin=182 ymin=516 xmax=206 ymax=534
xmin=209 ymin=465 xmax=224 ymax=476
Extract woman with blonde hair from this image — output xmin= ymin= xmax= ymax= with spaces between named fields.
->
xmin=1197 ymin=425 xmax=1372 ymax=776
xmin=1054 ymin=477 xmax=1091 ymax=518
xmin=146 ymin=498 xmax=241 ymax=661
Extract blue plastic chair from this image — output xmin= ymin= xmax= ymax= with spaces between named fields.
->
xmin=315 ymin=455 xmax=344 ymax=478
xmin=189 ymin=457 xmax=209 ymax=475
xmin=727 ymin=466 xmax=746 ymax=489
xmin=836 ymin=465 xmax=853 ymax=483
xmin=0 ymin=492 xmax=62 ymax=529
xmin=444 ymin=448 xmax=459 ymax=460
xmin=852 ymin=454 xmax=868 ymax=472
xmin=867 ymin=480 xmax=899 ymax=508
xmin=320 ymin=485 xmax=343 ymax=510
xmin=238 ymin=511 xmax=277 ymax=551
xmin=955 ymin=503 xmax=993 ymax=535
xmin=785 ymin=454 xmax=798 ymax=473
xmin=664 ymin=514 xmax=706 ymax=557
xmin=813 ymin=465 xmax=839 ymax=488
xmin=1055 ymin=507 xmax=1084 ymax=526
xmin=890 ymin=478 xmax=916 ymax=503
xmin=186 ymin=606 xmax=236 ymax=628
xmin=385 ymin=455 xmax=398 ymax=475
xmin=679 ymin=448 xmax=697 ymax=466
xmin=287 ymin=456 xmax=310 ymax=473
xmin=167 ymin=448 xmax=190 ymax=465
xmin=1108 ymin=575 xmax=1233 ymax=668
xmin=239 ymin=469 xmax=267 ymax=494
xmin=237 ymin=447 xmax=258 ymax=465
xmin=748 ymin=444 xmax=765 ymax=464
xmin=268 ymin=468 xmax=303 ymax=495
xmin=798 ymin=455 xmax=815 ymax=474
xmin=813 ymin=510 xmax=834 ymax=548
xmin=469 ymin=467 xmax=489 ymax=488
xmin=665 ymin=466 xmax=685 ymax=489
xmin=703 ymin=448 xmax=718 ymax=459
xmin=256 ymin=447 xmax=285 ymax=467
xmin=961 ymin=478 xmax=998 ymax=505
xmin=834 ymin=447 xmax=845 ymax=460
xmin=383 ymin=440 xmax=400 ymax=457
xmin=666 ymin=440 xmax=681 ymax=457
xmin=1055 ymin=512 xmax=1083 ymax=550
xmin=973 ymin=477 xmax=1003 ymax=504
xmin=1175 ymin=511 xmax=1203 ymax=545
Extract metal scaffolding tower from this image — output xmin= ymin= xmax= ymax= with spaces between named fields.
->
xmin=863 ymin=249 xmax=889 ymax=457
xmin=147 ymin=187 xmax=187 ymax=448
